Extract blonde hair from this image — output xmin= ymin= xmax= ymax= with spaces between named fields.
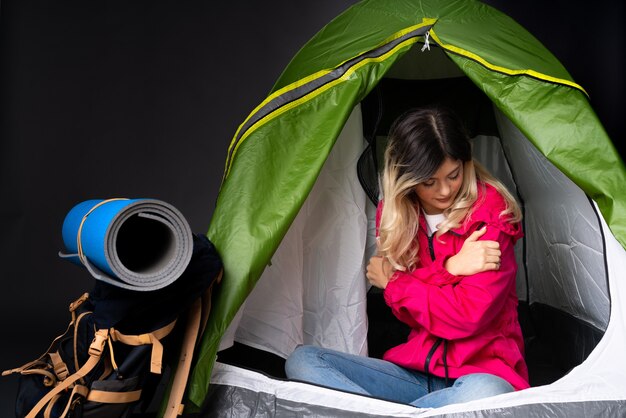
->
xmin=378 ymin=108 xmax=521 ymax=272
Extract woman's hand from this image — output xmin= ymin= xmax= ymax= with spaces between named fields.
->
xmin=366 ymin=256 xmax=395 ymax=289
xmin=445 ymin=226 xmax=501 ymax=276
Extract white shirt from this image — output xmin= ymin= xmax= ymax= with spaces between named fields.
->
xmin=424 ymin=212 xmax=446 ymax=237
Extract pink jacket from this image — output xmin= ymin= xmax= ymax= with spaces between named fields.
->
xmin=378 ymin=183 xmax=529 ymax=390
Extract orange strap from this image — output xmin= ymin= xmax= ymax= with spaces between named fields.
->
xmin=15 ymin=284 xmax=221 ymax=418
xmin=2 ymin=360 xmax=55 ymax=387
xmin=25 ymin=329 xmax=109 ymax=418
xmin=87 ymin=388 xmax=142 ymax=403
xmin=76 ymin=199 xmax=128 ymax=266
xmin=163 ymin=298 xmax=202 ymax=418
xmin=49 ymin=351 xmax=69 ymax=381
xmin=68 ymin=293 xmax=90 ymax=315
xmin=164 ymin=269 xmax=222 ymax=417
xmin=12 ymin=367 xmax=57 ymax=387
xmin=110 ymin=319 xmax=177 ymax=374
xmin=57 ymin=385 xmax=89 ymax=418
xmin=73 ymin=310 xmax=92 ymax=375
xmin=2 ymin=311 xmax=83 ymax=379
xmin=2 ymin=293 xmax=90 ymax=380
xmin=43 ymin=393 xmax=62 ymax=418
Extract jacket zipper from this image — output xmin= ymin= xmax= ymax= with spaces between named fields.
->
xmin=424 ymin=337 xmax=442 ymax=375
xmin=427 ymin=234 xmax=435 ymax=261
xmin=424 ymin=231 xmax=449 ymax=389
xmin=425 ymin=223 xmax=484 ymax=384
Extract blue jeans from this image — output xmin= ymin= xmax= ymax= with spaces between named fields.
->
xmin=285 ymin=345 xmax=514 ymax=408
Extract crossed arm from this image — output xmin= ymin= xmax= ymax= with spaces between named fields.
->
xmin=366 ymin=226 xmax=501 ymax=290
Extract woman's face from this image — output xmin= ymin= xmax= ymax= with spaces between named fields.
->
xmin=415 ymin=158 xmax=464 ymax=214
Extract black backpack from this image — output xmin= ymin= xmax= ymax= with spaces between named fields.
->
xmin=2 ymin=233 xmax=222 ymax=418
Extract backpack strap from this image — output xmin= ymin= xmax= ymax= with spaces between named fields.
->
xmin=163 ymin=298 xmax=202 ymax=417
xmin=73 ymin=309 xmax=92 ymax=377
xmin=87 ymin=388 xmax=142 ymax=403
xmin=110 ymin=319 xmax=177 ymax=374
xmin=25 ymin=329 xmax=110 ymax=418
xmin=1 ymin=293 xmax=91 ymax=381
xmin=54 ymin=384 xmax=92 ymax=418
xmin=163 ymin=268 xmax=223 ymax=418
xmin=25 ymin=319 xmax=176 ymax=418
xmin=49 ymin=351 xmax=70 ymax=381
xmin=8 ymin=363 xmax=57 ymax=387
xmin=43 ymin=393 xmax=62 ymax=418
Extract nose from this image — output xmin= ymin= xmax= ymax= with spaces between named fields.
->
xmin=439 ymin=182 xmax=451 ymax=197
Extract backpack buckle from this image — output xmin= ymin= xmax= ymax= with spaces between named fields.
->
xmin=88 ymin=330 xmax=109 ymax=357
xmin=69 ymin=293 xmax=89 ymax=312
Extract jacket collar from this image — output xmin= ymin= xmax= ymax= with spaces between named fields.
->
xmin=419 ymin=182 xmax=521 ymax=238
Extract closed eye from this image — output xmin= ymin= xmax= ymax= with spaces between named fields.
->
xmin=448 ymin=168 xmax=461 ymax=180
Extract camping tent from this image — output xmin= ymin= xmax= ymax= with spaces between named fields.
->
xmin=186 ymin=0 xmax=626 ymax=416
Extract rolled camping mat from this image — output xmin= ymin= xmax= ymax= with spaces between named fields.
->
xmin=59 ymin=198 xmax=194 ymax=291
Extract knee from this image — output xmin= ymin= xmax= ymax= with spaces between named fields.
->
xmin=453 ymin=373 xmax=514 ymax=400
xmin=478 ymin=374 xmax=514 ymax=396
xmin=285 ymin=345 xmax=322 ymax=379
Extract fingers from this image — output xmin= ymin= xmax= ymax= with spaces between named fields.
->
xmin=466 ymin=226 xmax=487 ymax=242
xmin=365 ymin=256 xmax=382 ymax=279
xmin=477 ymin=247 xmax=501 ymax=272
xmin=471 ymin=242 xmax=500 ymax=254
xmin=467 ymin=227 xmax=502 ymax=251
xmin=482 ymin=241 xmax=500 ymax=250
xmin=366 ymin=256 xmax=391 ymax=289
xmin=491 ymin=261 xmax=501 ymax=270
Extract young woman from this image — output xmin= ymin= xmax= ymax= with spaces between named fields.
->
xmin=285 ymin=107 xmax=529 ymax=408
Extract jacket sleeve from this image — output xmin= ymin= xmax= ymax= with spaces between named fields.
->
xmin=383 ymin=225 xmax=516 ymax=340
xmin=375 ymin=200 xmax=462 ymax=288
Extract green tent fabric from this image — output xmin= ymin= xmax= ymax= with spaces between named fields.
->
xmin=187 ymin=0 xmax=625 ymax=410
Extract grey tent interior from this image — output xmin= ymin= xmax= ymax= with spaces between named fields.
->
xmin=214 ymin=43 xmax=609 ymax=402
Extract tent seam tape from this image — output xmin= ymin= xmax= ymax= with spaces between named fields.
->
xmin=427 ymin=29 xmax=588 ymax=96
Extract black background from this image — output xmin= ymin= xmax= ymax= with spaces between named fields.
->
xmin=1 ymin=0 xmax=623 ymax=414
